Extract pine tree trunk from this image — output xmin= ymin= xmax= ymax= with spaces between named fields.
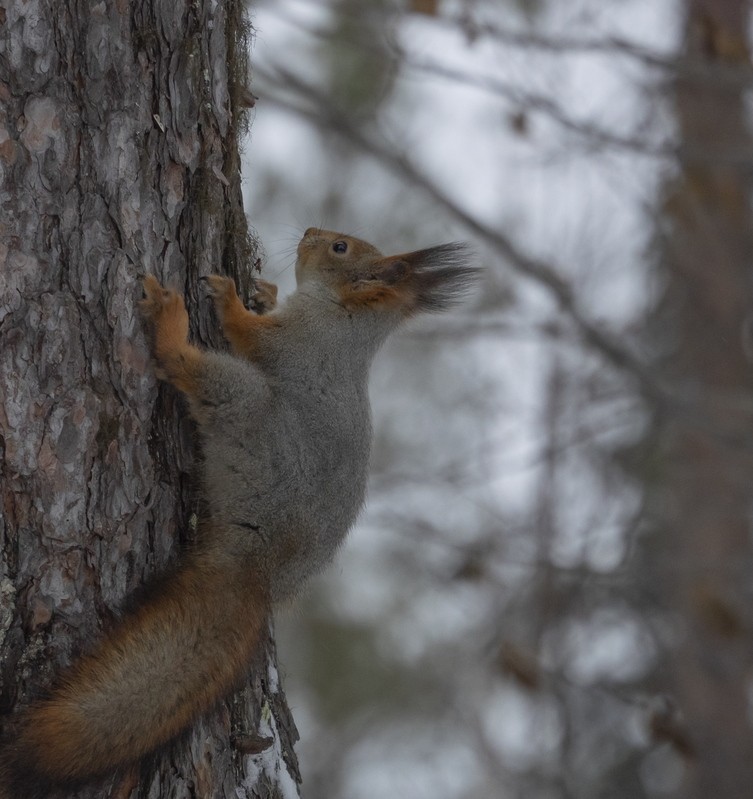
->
xmin=0 ymin=1 xmax=300 ymax=796
xmin=645 ymin=1 xmax=753 ymax=796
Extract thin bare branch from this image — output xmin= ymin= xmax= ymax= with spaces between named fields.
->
xmin=396 ymin=55 xmax=674 ymax=156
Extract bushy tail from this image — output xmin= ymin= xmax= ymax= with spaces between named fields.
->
xmin=0 ymin=551 xmax=267 ymax=795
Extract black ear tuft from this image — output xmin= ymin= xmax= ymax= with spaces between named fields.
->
xmin=405 ymin=242 xmax=480 ymax=312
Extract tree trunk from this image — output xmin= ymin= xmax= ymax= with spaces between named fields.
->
xmin=0 ymin=1 xmax=300 ymax=796
xmin=645 ymin=1 xmax=753 ymax=796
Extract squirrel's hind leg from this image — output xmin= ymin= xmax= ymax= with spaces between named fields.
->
xmin=141 ymin=276 xmax=205 ymax=398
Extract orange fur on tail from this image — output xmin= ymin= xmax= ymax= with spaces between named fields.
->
xmin=2 ymin=546 xmax=267 ymax=794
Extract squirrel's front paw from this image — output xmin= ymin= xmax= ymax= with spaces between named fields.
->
xmin=203 ymin=274 xmax=240 ymax=314
xmin=251 ymin=280 xmax=278 ymax=314
xmin=203 ymin=274 xmax=236 ymax=301
xmin=140 ymin=276 xmax=190 ymax=338
xmin=204 ymin=275 xmax=278 ymax=316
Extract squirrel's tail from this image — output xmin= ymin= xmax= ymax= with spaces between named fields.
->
xmin=0 ymin=547 xmax=267 ymax=795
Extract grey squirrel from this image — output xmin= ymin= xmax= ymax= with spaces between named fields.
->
xmin=0 ymin=227 xmax=477 ymax=795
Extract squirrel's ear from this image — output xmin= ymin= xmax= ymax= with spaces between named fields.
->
xmin=378 ymin=258 xmax=409 ymax=285
xmin=382 ymin=243 xmax=479 ymax=314
xmin=338 ymin=244 xmax=478 ymax=313
xmin=337 ymin=256 xmax=411 ymax=311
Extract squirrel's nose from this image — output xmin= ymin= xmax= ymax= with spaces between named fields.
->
xmin=303 ymin=227 xmax=319 ymax=239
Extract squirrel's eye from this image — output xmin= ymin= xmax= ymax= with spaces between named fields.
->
xmin=332 ymin=240 xmax=348 ymax=254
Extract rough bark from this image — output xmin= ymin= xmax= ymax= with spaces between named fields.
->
xmin=0 ymin=1 xmax=300 ymax=797
xmin=645 ymin=1 xmax=753 ymax=796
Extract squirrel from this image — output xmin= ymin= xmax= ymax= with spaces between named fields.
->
xmin=0 ymin=227 xmax=477 ymax=796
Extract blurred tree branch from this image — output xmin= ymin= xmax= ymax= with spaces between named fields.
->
xmin=257 ymin=67 xmax=664 ymax=397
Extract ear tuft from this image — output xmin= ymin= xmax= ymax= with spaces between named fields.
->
xmin=403 ymin=242 xmax=479 ymax=312
xmin=335 ymin=242 xmax=478 ymax=314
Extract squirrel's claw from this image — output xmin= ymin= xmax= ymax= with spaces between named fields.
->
xmin=203 ymin=274 xmax=236 ymax=300
xmin=140 ymin=277 xmax=187 ymax=329
xmin=203 ymin=275 xmax=278 ymax=315
xmin=251 ymin=279 xmax=278 ymax=314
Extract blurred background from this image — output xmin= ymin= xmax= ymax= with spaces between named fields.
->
xmin=240 ymin=1 xmax=753 ymax=797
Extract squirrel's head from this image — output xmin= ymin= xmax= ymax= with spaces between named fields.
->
xmin=296 ymin=228 xmax=479 ymax=316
